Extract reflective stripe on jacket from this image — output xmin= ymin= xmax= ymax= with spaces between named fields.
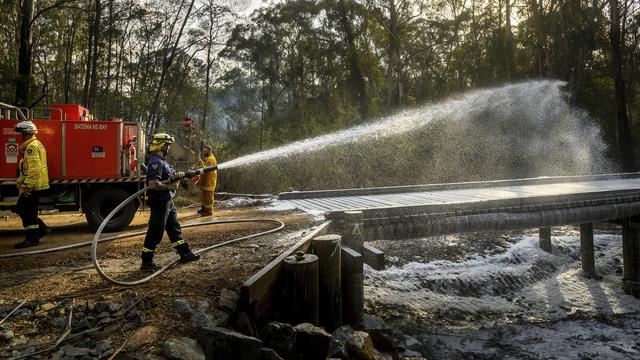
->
xmin=199 ymin=154 xmax=217 ymax=191
xmin=17 ymin=137 xmax=49 ymax=192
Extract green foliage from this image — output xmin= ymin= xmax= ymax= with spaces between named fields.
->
xmin=216 ymin=0 xmax=639 ymax=185
xmin=0 ymin=0 xmax=639 ymax=191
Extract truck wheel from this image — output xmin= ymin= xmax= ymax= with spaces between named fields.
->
xmin=85 ymin=188 xmax=137 ymax=232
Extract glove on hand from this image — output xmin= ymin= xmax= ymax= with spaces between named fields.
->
xmin=185 ymin=170 xmax=199 ymax=179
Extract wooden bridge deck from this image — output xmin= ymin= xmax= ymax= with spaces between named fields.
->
xmin=280 ymin=173 xmax=640 ymax=215
xmin=240 ymin=174 xmax=640 ymax=325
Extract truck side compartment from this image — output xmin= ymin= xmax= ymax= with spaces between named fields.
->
xmin=0 ymin=103 xmax=146 ymax=232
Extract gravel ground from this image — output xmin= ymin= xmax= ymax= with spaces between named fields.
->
xmin=0 ymin=199 xmax=317 ymax=357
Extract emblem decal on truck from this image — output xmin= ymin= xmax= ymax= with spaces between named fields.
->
xmin=4 ymin=143 xmax=18 ymax=164
xmin=92 ymin=146 xmax=106 ymax=158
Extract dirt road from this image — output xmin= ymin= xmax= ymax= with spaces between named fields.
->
xmin=0 ymin=201 xmax=317 ymax=356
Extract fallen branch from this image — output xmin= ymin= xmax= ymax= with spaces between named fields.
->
xmin=106 ymin=339 xmax=127 ymax=360
xmin=61 ymin=265 xmax=96 ymax=274
xmin=64 ymin=290 xmax=155 ymax=344
xmin=0 ymin=300 xmax=27 ymax=326
xmin=15 ymin=299 xmax=75 ymax=359
xmin=8 ymin=290 xmax=156 ymax=356
xmin=113 ymin=289 xmax=156 ymax=318
xmin=63 ymin=324 xmax=112 ymax=342
xmin=55 ymin=286 xmax=124 ymax=300
xmin=51 ymin=299 xmax=75 ymax=349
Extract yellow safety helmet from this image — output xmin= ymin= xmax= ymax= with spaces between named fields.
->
xmin=149 ymin=133 xmax=175 ymax=153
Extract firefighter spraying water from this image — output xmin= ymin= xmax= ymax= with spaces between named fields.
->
xmin=1 ymin=103 xmax=282 ymax=288
xmin=139 ymin=133 xmax=202 ymax=272
xmin=0 ymin=105 xmax=215 ymax=245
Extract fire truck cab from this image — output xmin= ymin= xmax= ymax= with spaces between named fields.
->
xmin=0 ymin=103 xmax=145 ymax=232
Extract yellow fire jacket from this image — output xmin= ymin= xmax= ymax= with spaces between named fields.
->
xmin=17 ymin=137 xmax=50 ymax=193
xmin=199 ymin=154 xmax=217 ymax=191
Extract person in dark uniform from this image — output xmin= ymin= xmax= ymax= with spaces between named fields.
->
xmin=140 ymin=133 xmax=200 ymax=271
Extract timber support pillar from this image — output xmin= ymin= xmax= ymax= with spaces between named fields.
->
xmin=283 ymin=252 xmax=319 ymax=325
xmin=580 ymin=222 xmax=596 ymax=279
xmin=539 ymin=227 xmax=552 ymax=253
xmin=622 ymin=218 xmax=640 ymax=297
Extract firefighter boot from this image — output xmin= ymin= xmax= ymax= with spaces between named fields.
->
xmin=14 ymin=229 xmax=40 ymax=249
xmin=37 ymin=219 xmax=52 ymax=239
xmin=140 ymin=250 xmax=161 ymax=272
xmin=140 ymin=260 xmax=162 ymax=272
xmin=198 ymin=209 xmax=213 ymax=217
xmin=179 ymin=250 xmax=200 ymax=264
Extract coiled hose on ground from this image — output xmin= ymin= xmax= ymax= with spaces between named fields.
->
xmin=2 ymin=186 xmax=285 ymax=287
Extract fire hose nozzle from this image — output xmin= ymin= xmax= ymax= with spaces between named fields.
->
xmin=174 ymin=166 xmax=218 ymax=181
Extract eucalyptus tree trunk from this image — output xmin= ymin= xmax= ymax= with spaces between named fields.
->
xmin=609 ymin=0 xmax=635 ymax=171
xmin=88 ymin=0 xmax=101 ymax=111
xmin=148 ymin=0 xmax=197 ymax=131
xmin=16 ymin=0 xmax=35 ymax=107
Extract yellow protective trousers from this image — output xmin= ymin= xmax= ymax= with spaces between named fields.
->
xmin=201 ymin=190 xmax=214 ymax=210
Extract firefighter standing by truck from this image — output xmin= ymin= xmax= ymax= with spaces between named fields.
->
xmin=140 ymin=133 xmax=200 ymax=271
xmin=13 ymin=121 xmax=51 ymax=249
xmin=124 ymin=135 xmax=137 ymax=176
xmin=197 ymin=145 xmax=217 ymax=216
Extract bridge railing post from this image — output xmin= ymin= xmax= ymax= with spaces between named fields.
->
xmin=335 ymin=210 xmax=365 ymax=253
xmin=311 ymin=234 xmax=342 ymax=331
xmin=333 ymin=211 xmax=366 ymax=328
xmin=341 ymin=246 xmax=363 ymax=329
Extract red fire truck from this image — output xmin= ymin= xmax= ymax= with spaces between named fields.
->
xmin=0 ymin=103 xmax=145 ymax=232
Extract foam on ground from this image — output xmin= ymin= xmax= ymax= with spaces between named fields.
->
xmin=365 ymin=231 xmax=640 ymax=358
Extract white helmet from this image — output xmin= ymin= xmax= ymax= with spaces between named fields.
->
xmin=14 ymin=121 xmax=38 ymax=134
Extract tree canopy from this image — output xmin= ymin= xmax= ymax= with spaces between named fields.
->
xmin=0 ymin=0 xmax=638 ymax=171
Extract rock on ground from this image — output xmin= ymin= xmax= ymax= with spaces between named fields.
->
xmin=345 ymin=331 xmax=386 ymax=360
xmin=261 ymin=322 xmax=296 ymax=359
xmin=367 ymin=328 xmax=398 ymax=354
xmin=61 ymin=345 xmax=92 ymax=357
xmin=0 ymin=329 xmax=14 ymax=341
xmin=174 ymin=299 xmax=192 ymax=318
xmin=163 ymin=337 xmax=205 ymax=360
xmin=261 ymin=347 xmax=285 ymax=360
xmin=189 ymin=308 xmax=229 ymax=330
xmin=329 ymin=325 xmax=354 ymax=359
xmin=218 ymin=288 xmax=239 ymax=313
xmin=39 ymin=303 xmax=55 ymax=312
xmin=362 ymin=314 xmax=386 ymax=330
xmin=197 ymin=326 xmax=263 ymax=360
xmin=293 ymin=323 xmax=332 ymax=360
xmin=401 ymin=335 xmax=424 ymax=353
xmin=125 ymin=325 xmax=159 ymax=351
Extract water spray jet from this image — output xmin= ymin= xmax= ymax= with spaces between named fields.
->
xmin=218 ymin=81 xmax=614 ymax=193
